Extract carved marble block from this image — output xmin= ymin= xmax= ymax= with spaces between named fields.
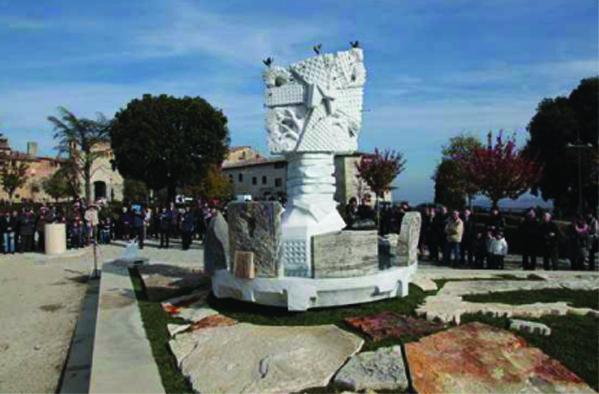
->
xmin=227 ymin=202 xmax=283 ymax=278
xmin=396 ymin=212 xmax=422 ymax=267
xmin=264 ymin=48 xmax=366 ymax=154
xmin=312 ymin=231 xmax=378 ymax=278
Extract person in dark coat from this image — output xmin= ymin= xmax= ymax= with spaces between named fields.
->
xmin=35 ymin=205 xmax=55 ymax=252
xmin=357 ymin=194 xmax=376 ymax=223
xmin=181 ymin=206 xmax=195 ymax=251
xmin=540 ymin=212 xmax=561 ymax=271
xmin=120 ymin=207 xmax=132 ymax=241
xmin=131 ymin=206 xmax=145 ymax=249
xmin=473 ymin=232 xmax=486 ymax=269
xmin=424 ymin=208 xmax=435 ymax=260
xmin=159 ymin=206 xmax=171 ymax=249
xmin=518 ymin=209 xmax=540 ymax=270
xmin=169 ymin=203 xmax=180 ymax=239
xmin=460 ymin=209 xmax=475 ymax=267
xmin=586 ymin=210 xmax=598 ymax=271
xmin=344 ymin=197 xmax=360 ymax=229
xmin=431 ymin=206 xmax=448 ymax=262
xmin=486 ymin=207 xmax=505 ymax=234
xmin=568 ymin=216 xmax=590 ymax=271
xmin=19 ymin=208 xmax=35 ymax=253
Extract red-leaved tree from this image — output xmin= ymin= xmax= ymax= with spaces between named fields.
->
xmin=459 ymin=131 xmax=542 ymax=208
xmin=356 ymin=148 xmax=406 ymax=223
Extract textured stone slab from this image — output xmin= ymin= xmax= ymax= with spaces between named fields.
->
xmin=346 ymin=311 xmax=445 ymax=341
xmin=334 ymin=346 xmax=408 ymax=392
xmin=234 ymin=251 xmax=255 ymax=279
xmin=396 ymin=212 xmax=421 ymax=267
xmin=170 ymin=323 xmax=363 ymax=393
xmin=161 ymin=290 xmax=217 ymax=323
xmin=227 ymin=202 xmax=283 ymax=278
xmin=312 ymin=231 xmax=378 ymax=278
xmin=204 ymin=212 xmax=229 ymax=275
xmin=510 ymin=319 xmax=552 ymax=336
xmin=417 ymin=278 xmax=599 ymax=324
xmin=138 ymin=263 xmax=209 ymax=302
xmin=406 ymin=322 xmax=595 ymax=394
xmin=168 ymin=315 xmax=237 ymax=338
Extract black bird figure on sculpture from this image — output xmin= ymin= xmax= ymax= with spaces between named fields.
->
xmin=263 ymin=57 xmax=273 ymax=67
xmin=313 ymin=44 xmax=322 ymax=55
xmin=350 ymin=41 xmax=360 ymax=48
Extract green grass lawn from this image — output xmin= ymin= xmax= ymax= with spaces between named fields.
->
xmin=129 ymin=268 xmax=194 ymax=394
xmin=130 ymin=266 xmax=598 ymax=394
xmin=463 ymin=287 xmax=599 ymax=310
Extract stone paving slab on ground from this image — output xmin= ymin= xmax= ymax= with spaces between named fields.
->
xmin=334 ymin=346 xmax=409 ymax=392
xmin=170 ymin=323 xmax=364 ymax=394
xmin=416 ymin=275 xmax=599 ymax=323
xmin=405 ymin=322 xmax=595 ymax=394
xmin=345 ymin=311 xmax=445 ymax=341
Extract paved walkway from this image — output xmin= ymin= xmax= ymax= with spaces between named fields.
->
xmin=0 ymin=239 xmax=204 ymax=393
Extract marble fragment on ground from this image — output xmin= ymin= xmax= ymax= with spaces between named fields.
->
xmin=311 ymin=230 xmax=378 ymax=278
xmin=510 ymin=319 xmax=552 ymax=336
xmin=170 ymin=323 xmax=363 ymax=393
xmin=346 ymin=311 xmax=445 ymax=341
xmin=227 ymin=202 xmax=283 ymax=278
xmin=334 ymin=346 xmax=409 ymax=392
xmin=204 ymin=212 xmax=229 ymax=275
xmin=405 ymin=322 xmax=595 ymax=394
xmin=137 ymin=263 xmax=210 ymax=302
xmin=167 ymin=315 xmax=237 ymax=338
xmin=161 ymin=290 xmax=218 ymax=323
xmin=417 ymin=278 xmax=599 ymax=323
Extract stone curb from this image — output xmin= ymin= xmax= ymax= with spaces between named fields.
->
xmin=89 ymin=260 xmax=164 ymax=393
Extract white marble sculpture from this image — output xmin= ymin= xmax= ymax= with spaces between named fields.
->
xmin=264 ymin=48 xmax=366 ymax=277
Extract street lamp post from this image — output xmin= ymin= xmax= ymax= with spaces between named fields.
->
xmin=567 ymin=131 xmax=592 ymax=215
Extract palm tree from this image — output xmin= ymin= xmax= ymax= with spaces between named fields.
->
xmin=48 ymin=106 xmax=111 ymax=206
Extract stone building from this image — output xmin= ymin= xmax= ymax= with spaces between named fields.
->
xmin=0 ymin=137 xmax=124 ymax=202
xmin=0 ymin=137 xmax=63 ymax=202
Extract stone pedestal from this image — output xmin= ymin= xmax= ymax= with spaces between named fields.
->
xmin=45 ymin=223 xmax=66 ymax=255
xmin=281 ymin=152 xmax=346 ymax=278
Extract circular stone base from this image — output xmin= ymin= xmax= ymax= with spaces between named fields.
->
xmin=212 ymin=264 xmax=418 ymax=311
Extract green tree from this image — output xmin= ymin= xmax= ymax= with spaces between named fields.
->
xmin=48 ymin=106 xmax=111 ymax=206
xmin=183 ymin=165 xmax=234 ymax=202
xmin=1 ymin=161 xmax=29 ymax=200
xmin=433 ymin=133 xmax=483 ymax=208
xmin=123 ymin=178 xmax=149 ymax=203
xmin=526 ymin=77 xmax=598 ymax=214
xmin=43 ymin=169 xmax=77 ymax=201
xmin=109 ymin=94 xmax=230 ymax=202
xmin=433 ymin=159 xmax=467 ymax=210
xmin=356 ymin=148 xmax=406 ymax=224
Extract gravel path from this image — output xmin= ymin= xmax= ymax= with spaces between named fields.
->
xmin=0 ymin=239 xmax=204 ymax=393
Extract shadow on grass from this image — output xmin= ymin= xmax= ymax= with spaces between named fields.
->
xmin=129 ymin=268 xmax=193 ymax=394
xmin=460 ymin=311 xmax=599 ymax=392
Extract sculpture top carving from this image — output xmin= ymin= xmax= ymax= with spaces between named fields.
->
xmin=264 ymin=48 xmax=366 ymax=154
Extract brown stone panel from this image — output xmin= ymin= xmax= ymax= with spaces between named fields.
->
xmin=405 ymin=322 xmax=595 ymax=394
xmin=227 ymin=202 xmax=283 ymax=278
xmin=234 ymin=251 xmax=255 ymax=279
xmin=312 ymin=230 xmax=378 ymax=278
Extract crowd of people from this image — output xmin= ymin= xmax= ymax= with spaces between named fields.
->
xmin=343 ymin=196 xmax=598 ymax=271
xmin=419 ymin=206 xmax=598 ymax=271
xmin=0 ymin=198 xmax=222 ymax=254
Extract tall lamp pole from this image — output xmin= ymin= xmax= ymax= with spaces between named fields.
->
xmin=567 ymin=131 xmax=592 ymax=215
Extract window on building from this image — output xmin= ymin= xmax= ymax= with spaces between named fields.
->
xmin=275 ymin=178 xmax=282 ymax=187
xmin=229 ymin=174 xmax=233 ymax=183
xmin=238 ymin=174 xmax=243 ymax=182
xmin=252 ymin=177 xmax=257 ymax=185
xmin=262 ymin=176 xmax=267 ymax=185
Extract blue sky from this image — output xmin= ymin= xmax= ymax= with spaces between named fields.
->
xmin=0 ymin=0 xmax=597 ymax=204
